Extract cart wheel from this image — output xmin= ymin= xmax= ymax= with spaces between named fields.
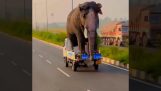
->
xmin=72 ymin=62 xmax=77 ymax=71
xmin=94 ymin=64 xmax=98 ymax=70
xmin=94 ymin=61 xmax=99 ymax=70
xmin=66 ymin=61 xmax=69 ymax=67
xmin=65 ymin=57 xmax=68 ymax=67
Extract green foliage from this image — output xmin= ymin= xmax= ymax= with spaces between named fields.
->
xmin=96 ymin=36 xmax=102 ymax=47
xmin=100 ymin=46 xmax=129 ymax=64
xmin=0 ymin=19 xmax=32 ymax=41
xmin=33 ymin=30 xmax=66 ymax=46
xmin=130 ymin=46 xmax=161 ymax=77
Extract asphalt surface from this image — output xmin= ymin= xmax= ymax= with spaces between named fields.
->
xmin=130 ymin=78 xmax=161 ymax=91
xmin=1 ymin=32 xmax=160 ymax=91
xmin=33 ymin=38 xmax=129 ymax=91
xmin=0 ymin=32 xmax=32 ymax=91
xmin=33 ymin=38 xmax=161 ymax=91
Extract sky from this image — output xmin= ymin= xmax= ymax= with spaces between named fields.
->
xmin=33 ymin=0 xmax=128 ymax=26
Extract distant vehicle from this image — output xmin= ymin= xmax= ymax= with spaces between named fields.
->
xmin=63 ymin=38 xmax=102 ymax=71
xmin=130 ymin=4 xmax=161 ymax=47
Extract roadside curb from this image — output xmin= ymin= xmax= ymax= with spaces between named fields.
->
xmin=130 ymin=68 xmax=161 ymax=86
xmin=102 ymin=57 xmax=129 ymax=69
xmin=33 ymin=37 xmax=63 ymax=49
xmin=0 ymin=32 xmax=31 ymax=44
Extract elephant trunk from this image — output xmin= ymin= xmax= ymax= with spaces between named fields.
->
xmin=88 ymin=31 xmax=97 ymax=61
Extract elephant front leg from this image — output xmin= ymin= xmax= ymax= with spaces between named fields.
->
xmin=77 ymin=32 xmax=85 ymax=53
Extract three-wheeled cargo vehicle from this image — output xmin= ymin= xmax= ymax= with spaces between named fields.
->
xmin=63 ymin=38 xmax=102 ymax=71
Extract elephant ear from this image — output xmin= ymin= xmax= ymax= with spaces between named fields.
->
xmin=97 ymin=3 xmax=102 ymax=14
xmin=79 ymin=3 xmax=89 ymax=18
xmin=79 ymin=2 xmax=89 ymax=11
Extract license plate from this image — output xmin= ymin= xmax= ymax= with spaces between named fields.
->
xmin=96 ymin=60 xmax=101 ymax=64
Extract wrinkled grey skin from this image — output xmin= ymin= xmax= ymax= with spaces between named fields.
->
xmin=66 ymin=1 xmax=102 ymax=61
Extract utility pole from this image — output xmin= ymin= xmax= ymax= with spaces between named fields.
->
xmin=72 ymin=0 xmax=73 ymax=10
xmin=34 ymin=3 xmax=38 ymax=30
xmin=46 ymin=0 xmax=48 ymax=31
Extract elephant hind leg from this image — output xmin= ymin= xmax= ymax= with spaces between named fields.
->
xmin=69 ymin=34 xmax=78 ymax=50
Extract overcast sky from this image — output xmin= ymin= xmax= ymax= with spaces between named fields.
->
xmin=33 ymin=0 xmax=128 ymax=25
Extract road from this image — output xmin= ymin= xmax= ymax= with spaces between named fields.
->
xmin=1 ymin=32 xmax=160 ymax=91
xmin=33 ymin=38 xmax=161 ymax=91
xmin=0 ymin=32 xmax=32 ymax=91
xmin=33 ymin=38 xmax=129 ymax=91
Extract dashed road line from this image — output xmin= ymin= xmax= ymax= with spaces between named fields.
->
xmin=57 ymin=67 xmax=71 ymax=77
xmin=87 ymin=89 xmax=91 ymax=91
xmin=38 ymin=54 xmax=43 ymax=58
xmin=22 ymin=69 xmax=31 ymax=76
xmin=46 ymin=59 xmax=52 ymax=64
xmin=102 ymin=62 xmax=129 ymax=71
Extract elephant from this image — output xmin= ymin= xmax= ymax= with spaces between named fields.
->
xmin=66 ymin=1 xmax=102 ymax=61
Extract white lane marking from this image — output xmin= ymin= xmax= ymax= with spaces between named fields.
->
xmin=46 ymin=59 xmax=52 ymax=64
xmin=130 ymin=78 xmax=161 ymax=89
xmin=38 ymin=54 xmax=43 ymax=58
xmin=57 ymin=67 xmax=71 ymax=77
xmin=102 ymin=62 xmax=129 ymax=71
xmin=22 ymin=69 xmax=31 ymax=76
xmin=87 ymin=89 xmax=91 ymax=91
xmin=11 ymin=61 xmax=17 ymax=66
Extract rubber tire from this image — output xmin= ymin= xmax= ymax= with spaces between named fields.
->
xmin=66 ymin=61 xmax=69 ymax=67
xmin=65 ymin=58 xmax=68 ymax=67
xmin=94 ymin=64 xmax=99 ymax=71
xmin=72 ymin=62 xmax=77 ymax=71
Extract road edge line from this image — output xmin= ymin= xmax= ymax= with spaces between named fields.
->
xmin=33 ymin=37 xmax=63 ymax=49
xmin=102 ymin=62 xmax=129 ymax=71
xmin=130 ymin=78 xmax=161 ymax=89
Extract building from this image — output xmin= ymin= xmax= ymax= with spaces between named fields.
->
xmin=129 ymin=3 xmax=161 ymax=47
xmin=101 ymin=21 xmax=129 ymax=46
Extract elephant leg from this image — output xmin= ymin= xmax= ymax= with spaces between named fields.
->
xmin=68 ymin=34 xmax=78 ymax=50
xmin=76 ymin=31 xmax=85 ymax=53
xmin=94 ymin=34 xmax=98 ymax=51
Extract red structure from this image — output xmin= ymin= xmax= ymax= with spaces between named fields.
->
xmin=101 ymin=21 xmax=128 ymax=46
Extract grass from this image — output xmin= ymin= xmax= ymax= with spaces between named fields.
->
xmin=130 ymin=46 xmax=161 ymax=78
xmin=33 ymin=30 xmax=66 ymax=46
xmin=0 ymin=19 xmax=32 ymax=41
xmin=100 ymin=46 xmax=129 ymax=64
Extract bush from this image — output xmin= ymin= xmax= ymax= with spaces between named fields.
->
xmin=33 ymin=30 xmax=66 ymax=46
xmin=130 ymin=46 xmax=161 ymax=77
xmin=100 ymin=46 xmax=129 ymax=64
xmin=0 ymin=19 xmax=32 ymax=41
